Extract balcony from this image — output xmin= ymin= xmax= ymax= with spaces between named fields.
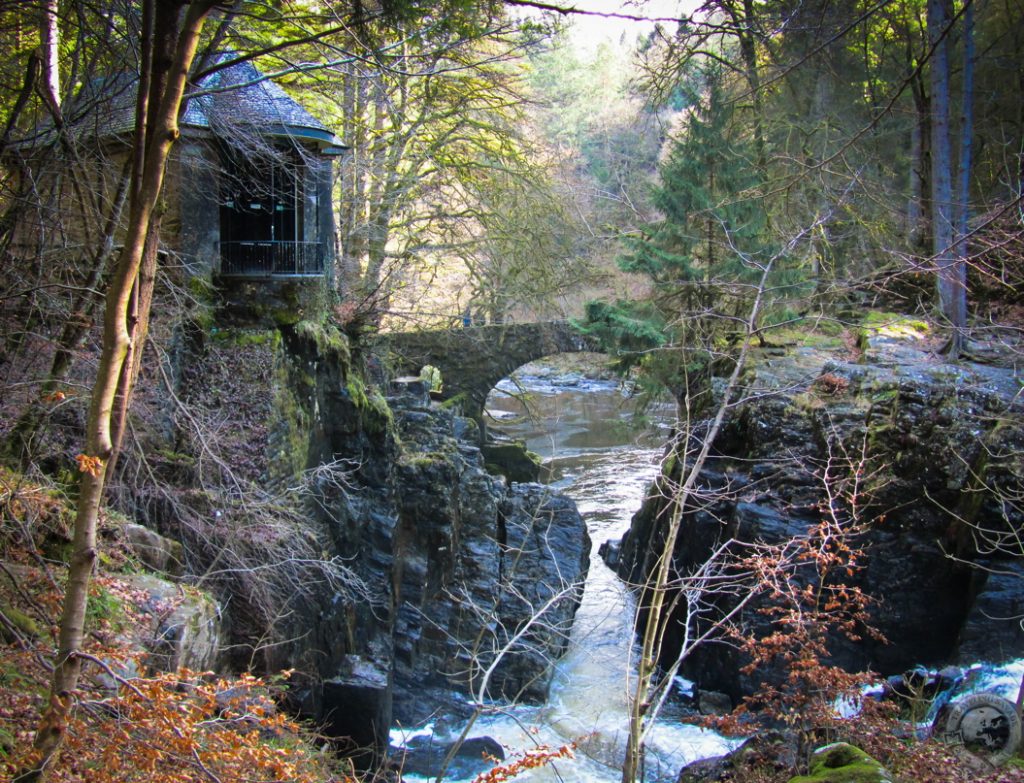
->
xmin=219 ymin=240 xmax=325 ymax=278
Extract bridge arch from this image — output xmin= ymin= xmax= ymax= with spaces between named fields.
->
xmin=376 ymin=322 xmax=599 ymax=424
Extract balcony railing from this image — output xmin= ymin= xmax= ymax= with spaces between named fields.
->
xmin=220 ymin=240 xmax=325 ymax=277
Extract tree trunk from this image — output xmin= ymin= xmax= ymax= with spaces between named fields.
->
xmin=106 ymin=220 xmax=160 ymax=480
xmin=907 ymin=26 xmax=931 ymax=253
xmin=928 ymin=0 xmax=964 ymax=355
xmin=361 ymin=78 xmax=390 ymax=297
xmin=953 ymin=0 xmax=974 ymax=344
xmin=18 ymin=3 xmax=218 ymax=780
xmin=741 ymin=0 xmax=766 ymax=169
xmin=39 ymin=0 xmax=62 ymax=121
xmin=338 ymin=63 xmax=367 ymax=292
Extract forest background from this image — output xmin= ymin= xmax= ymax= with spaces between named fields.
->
xmin=0 ymin=0 xmax=1022 ymax=782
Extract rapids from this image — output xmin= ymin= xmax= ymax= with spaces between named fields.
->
xmin=397 ymin=366 xmax=737 ymax=782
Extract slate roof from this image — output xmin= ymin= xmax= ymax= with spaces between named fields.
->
xmin=17 ymin=55 xmax=343 ymax=153
xmin=184 ymin=58 xmax=342 ymax=150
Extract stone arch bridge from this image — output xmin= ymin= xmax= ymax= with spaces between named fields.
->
xmin=376 ymin=321 xmax=599 ymax=422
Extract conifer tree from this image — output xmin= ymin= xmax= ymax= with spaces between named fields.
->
xmin=582 ymin=65 xmax=772 ymax=406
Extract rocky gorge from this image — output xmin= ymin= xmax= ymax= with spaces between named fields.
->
xmin=604 ymin=316 xmax=1024 ymax=707
xmin=145 ymin=319 xmax=591 ymax=757
xmin=7 ymin=307 xmax=1022 ymax=781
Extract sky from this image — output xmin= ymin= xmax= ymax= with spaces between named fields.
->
xmin=560 ymin=0 xmax=697 ymax=53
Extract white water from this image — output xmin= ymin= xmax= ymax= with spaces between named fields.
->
xmin=397 ymin=371 xmax=1024 ymax=781
xmin=400 ymin=372 xmax=737 ymax=782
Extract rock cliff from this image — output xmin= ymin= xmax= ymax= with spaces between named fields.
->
xmin=164 ymin=322 xmax=589 ymax=755
xmin=607 ymin=320 xmax=1023 ymax=702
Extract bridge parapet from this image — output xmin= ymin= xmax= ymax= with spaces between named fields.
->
xmin=374 ymin=321 xmax=600 ymax=424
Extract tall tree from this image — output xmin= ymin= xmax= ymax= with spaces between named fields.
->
xmin=581 ymin=65 xmax=776 ymax=407
xmin=928 ymin=0 xmax=967 ymax=355
xmin=316 ymin=12 xmax=584 ymax=327
xmin=17 ymin=2 xmax=220 ymax=779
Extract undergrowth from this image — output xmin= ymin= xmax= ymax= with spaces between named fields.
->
xmin=0 ymin=469 xmax=355 ymax=782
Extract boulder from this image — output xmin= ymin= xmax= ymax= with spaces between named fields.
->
xmin=697 ymin=689 xmax=733 ymax=716
xmin=393 ymin=734 xmax=504 ymax=779
xmin=126 ymin=573 xmax=222 ymax=672
xmin=122 ymin=522 xmax=184 ymax=576
xmin=482 ymin=440 xmax=542 ymax=483
xmin=677 ymin=731 xmax=798 ymax=783
xmin=787 ymin=743 xmax=892 ymax=783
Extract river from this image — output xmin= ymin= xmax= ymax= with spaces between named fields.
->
xmin=398 ymin=363 xmax=736 ymax=782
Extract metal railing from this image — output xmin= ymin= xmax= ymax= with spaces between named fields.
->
xmin=219 ymin=240 xmax=325 ymax=277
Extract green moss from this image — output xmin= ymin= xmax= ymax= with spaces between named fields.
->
xmin=191 ymin=307 xmax=215 ymax=332
xmin=185 ymin=274 xmax=217 ymax=331
xmin=0 ymin=604 xmax=40 ymax=640
xmin=870 ymin=388 xmax=900 ymax=404
xmin=814 ymin=319 xmax=846 ymax=337
xmin=768 ymin=326 xmax=844 ymax=349
xmin=798 ymin=332 xmax=844 ymax=348
xmin=661 ymin=452 xmax=677 ymax=477
xmin=293 ymin=319 xmax=350 ymax=362
xmin=363 ymin=389 xmax=394 ymax=434
xmin=346 ymin=374 xmax=370 ymax=409
xmin=791 ymin=391 xmax=826 ymax=411
xmin=272 ymin=307 xmax=302 ymax=326
xmin=86 ymin=584 xmax=125 ymax=633
xmin=402 ymin=452 xmax=448 ymax=470
xmin=859 ymin=311 xmax=931 ymax=341
xmin=155 ymin=448 xmax=196 ymax=467
xmin=788 ymin=743 xmax=891 ymax=783
xmin=482 ymin=441 xmax=542 ymax=482
xmin=187 ymin=273 xmax=217 ymax=303
xmin=266 ymin=342 xmax=312 ymax=489
xmin=210 ymin=328 xmax=278 ymax=347
xmin=290 ymin=319 xmax=393 ymax=443
xmin=862 ymin=310 xmax=929 ymax=330
xmin=438 ymin=392 xmax=468 ymax=410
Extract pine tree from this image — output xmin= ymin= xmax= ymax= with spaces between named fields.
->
xmin=581 ymin=66 xmax=772 ymax=406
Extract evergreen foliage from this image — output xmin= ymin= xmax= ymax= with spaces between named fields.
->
xmin=579 ymin=65 xmax=783 ymax=403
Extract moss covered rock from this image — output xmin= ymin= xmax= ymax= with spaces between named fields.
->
xmin=0 ymin=603 xmax=40 ymax=641
xmin=482 ymin=440 xmax=542 ymax=483
xmin=788 ymin=743 xmax=894 ymax=783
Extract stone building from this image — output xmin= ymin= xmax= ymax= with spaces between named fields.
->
xmin=6 ymin=55 xmax=344 ymax=282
